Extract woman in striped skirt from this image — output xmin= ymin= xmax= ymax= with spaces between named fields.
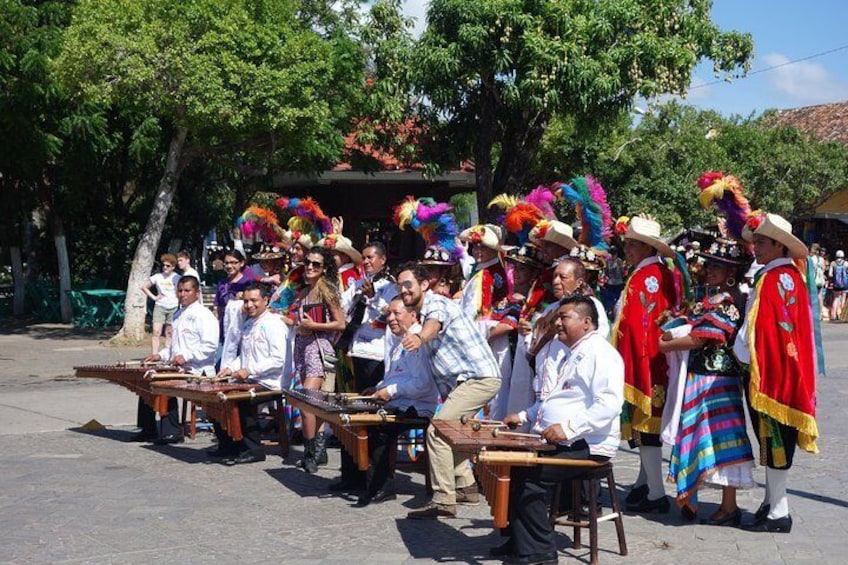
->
xmin=660 ymin=241 xmax=755 ymax=526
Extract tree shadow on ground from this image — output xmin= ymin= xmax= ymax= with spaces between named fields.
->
xmin=0 ymin=321 xmax=119 ymax=341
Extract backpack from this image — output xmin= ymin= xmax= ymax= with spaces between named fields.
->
xmin=834 ymin=262 xmax=848 ymax=290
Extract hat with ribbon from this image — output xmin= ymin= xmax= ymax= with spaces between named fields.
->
xmin=459 ymin=224 xmax=505 ymax=252
xmin=616 ymin=215 xmax=674 ymax=258
xmin=503 ymin=243 xmax=544 ymax=269
xmin=252 ymin=244 xmax=285 ymax=261
xmin=697 ymin=237 xmax=753 ymax=267
xmin=742 ymin=211 xmax=807 ymax=259
xmin=529 ymin=219 xmax=579 ymax=251
xmin=316 ymin=233 xmax=362 ymax=265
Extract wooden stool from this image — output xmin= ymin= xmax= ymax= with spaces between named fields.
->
xmin=549 ymin=461 xmax=627 ymax=565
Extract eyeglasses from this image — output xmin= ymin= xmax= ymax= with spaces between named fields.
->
xmin=305 ymin=260 xmax=325 ymax=269
xmin=396 ymin=280 xmax=415 ymax=291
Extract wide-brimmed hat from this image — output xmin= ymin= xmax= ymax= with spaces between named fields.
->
xmin=568 ymin=245 xmax=609 ymax=271
xmin=252 ymin=244 xmax=285 ymax=261
xmin=285 ymin=230 xmax=313 ymax=250
xmin=316 ymin=233 xmax=362 ymax=265
xmin=503 ymin=243 xmax=544 ymax=269
xmin=741 ymin=212 xmax=807 ymax=259
xmin=529 ymin=220 xmax=578 ymax=250
xmin=621 ymin=216 xmax=674 ymax=258
xmin=459 ymin=224 xmax=505 ymax=252
xmin=697 ymin=237 xmax=752 ymax=268
xmin=419 ymin=245 xmax=457 ymax=266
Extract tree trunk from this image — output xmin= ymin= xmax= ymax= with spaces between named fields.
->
xmin=474 ymin=74 xmax=498 ymax=223
xmin=51 ymin=212 xmax=73 ymax=323
xmin=112 ymin=127 xmax=189 ymax=345
xmin=10 ymin=246 xmax=25 ymax=316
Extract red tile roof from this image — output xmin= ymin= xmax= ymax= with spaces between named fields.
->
xmin=770 ymin=100 xmax=848 ymax=144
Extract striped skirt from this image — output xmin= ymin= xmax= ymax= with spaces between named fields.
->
xmin=668 ymin=372 xmax=755 ymax=508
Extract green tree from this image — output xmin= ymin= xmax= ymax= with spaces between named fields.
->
xmin=58 ymin=0 xmax=363 ymax=342
xmin=412 ymin=0 xmax=753 ymax=219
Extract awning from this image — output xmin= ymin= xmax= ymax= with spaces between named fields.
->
xmin=814 ymin=190 xmax=848 ymax=223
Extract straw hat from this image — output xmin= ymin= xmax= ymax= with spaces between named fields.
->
xmin=621 ymin=216 xmax=674 ymax=258
xmin=529 ymin=220 xmax=578 ymax=251
xmin=459 ymin=224 xmax=505 ymax=252
xmin=316 ymin=233 xmax=362 ymax=265
xmin=741 ymin=212 xmax=807 ymax=259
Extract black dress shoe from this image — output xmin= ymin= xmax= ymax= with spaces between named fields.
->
xmin=328 ymin=479 xmax=366 ymax=493
xmin=206 ymin=446 xmax=238 ymax=458
xmin=627 ymin=495 xmax=670 ymax=514
xmin=701 ymin=508 xmax=742 ymax=527
xmin=153 ymin=434 xmax=184 ymax=445
xmin=753 ymin=502 xmax=770 ymax=522
xmin=681 ymin=504 xmax=698 ymax=522
xmin=225 ymin=451 xmax=266 ymax=465
xmin=489 ymin=539 xmax=513 ymax=557
xmin=625 ymin=484 xmax=649 ymax=505
xmin=742 ymin=513 xmax=792 ymax=533
xmin=354 ymin=489 xmax=397 ymax=507
xmin=129 ymin=432 xmax=157 ymax=443
xmin=503 ymin=551 xmax=559 ymax=565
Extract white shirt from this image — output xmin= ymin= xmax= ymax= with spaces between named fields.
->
xmin=226 ymin=310 xmax=293 ymax=391
xmin=341 ymin=272 xmax=397 ymax=360
xmin=519 ymin=331 xmax=624 ymax=457
xmin=149 ymin=272 xmax=180 ymax=309
xmin=158 ymin=300 xmax=219 ymax=376
xmin=379 ymin=324 xmax=439 ymax=416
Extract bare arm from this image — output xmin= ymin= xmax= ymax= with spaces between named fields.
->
xmin=658 ymin=332 xmax=707 ymax=354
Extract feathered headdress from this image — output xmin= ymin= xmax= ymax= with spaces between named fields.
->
xmin=237 ymin=206 xmax=286 ymax=245
xmin=393 ymin=195 xmax=463 ymax=261
xmin=524 ymin=185 xmax=561 ymax=220
xmin=697 ymin=172 xmax=752 ymax=242
xmin=556 ymin=176 xmax=612 ymax=250
xmin=274 ymin=196 xmax=334 ymax=242
xmin=489 ymin=194 xmax=548 ymax=245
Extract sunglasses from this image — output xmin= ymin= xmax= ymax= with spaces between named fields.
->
xmin=396 ymin=280 xmax=415 ymax=291
xmin=305 ymin=260 xmax=325 ymax=269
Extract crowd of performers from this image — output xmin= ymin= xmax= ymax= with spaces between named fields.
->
xmin=136 ymin=172 xmax=821 ymax=564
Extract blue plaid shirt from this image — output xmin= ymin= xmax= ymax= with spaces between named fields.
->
xmin=419 ymin=291 xmax=500 ymax=397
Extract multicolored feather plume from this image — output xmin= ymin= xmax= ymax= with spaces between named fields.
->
xmin=275 ymin=196 xmax=334 ymax=241
xmin=237 ymin=205 xmax=285 ymax=244
xmin=524 ymin=185 xmax=560 ymax=220
xmin=697 ymin=172 xmax=752 ymax=242
xmin=557 ymin=176 xmax=611 ymax=250
xmin=393 ymin=195 xmax=463 ymax=261
xmin=489 ymin=194 xmax=546 ymax=245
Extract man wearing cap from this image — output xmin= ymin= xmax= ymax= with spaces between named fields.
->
xmin=611 ymin=215 xmax=680 ymax=513
xmin=459 ymin=224 xmax=511 ymax=379
xmin=733 ymin=212 xmax=819 ymax=533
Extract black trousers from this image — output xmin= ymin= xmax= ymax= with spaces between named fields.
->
xmin=136 ymin=397 xmax=181 ymax=438
xmin=509 ymin=442 xmax=609 ymax=559
xmin=352 ymin=357 xmax=385 ymax=393
xmin=743 ymin=377 xmax=798 ymax=469
xmin=213 ymin=397 xmax=263 ymax=457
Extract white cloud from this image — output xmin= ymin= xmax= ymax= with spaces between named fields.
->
xmin=761 ymin=52 xmax=848 ymax=105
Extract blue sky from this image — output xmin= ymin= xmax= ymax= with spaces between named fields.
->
xmin=401 ymin=0 xmax=848 ymax=118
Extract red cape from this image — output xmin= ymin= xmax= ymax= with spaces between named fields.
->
xmin=747 ymin=264 xmax=819 ymax=453
xmin=611 ymin=260 xmax=677 ymax=435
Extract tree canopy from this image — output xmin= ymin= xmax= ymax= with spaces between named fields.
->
xmin=412 ymin=0 xmax=754 ymax=217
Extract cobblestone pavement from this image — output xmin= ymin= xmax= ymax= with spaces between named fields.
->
xmin=1 ymin=322 xmax=846 ymax=564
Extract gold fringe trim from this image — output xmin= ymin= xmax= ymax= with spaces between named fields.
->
xmin=747 ymin=277 xmax=820 ymax=455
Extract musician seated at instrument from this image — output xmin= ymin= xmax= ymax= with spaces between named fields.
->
xmin=214 ymin=282 xmax=293 ymax=464
xmin=342 ymin=297 xmax=439 ymax=507
xmin=497 ymin=295 xmax=624 ymax=564
xmin=139 ymin=276 xmax=219 ymax=445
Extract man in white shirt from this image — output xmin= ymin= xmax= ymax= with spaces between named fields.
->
xmin=499 ymin=295 xmax=624 ymax=563
xmin=339 ymin=242 xmax=397 ymax=391
xmin=215 ymin=282 xmax=293 ymax=464
xmin=349 ymin=297 xmax=439 ymax=507
xmin=139 ymin=276 xmax=219 ymax=444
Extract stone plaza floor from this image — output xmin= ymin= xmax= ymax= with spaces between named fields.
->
xmin=0 ymin=321 xmax=846 ymax=564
